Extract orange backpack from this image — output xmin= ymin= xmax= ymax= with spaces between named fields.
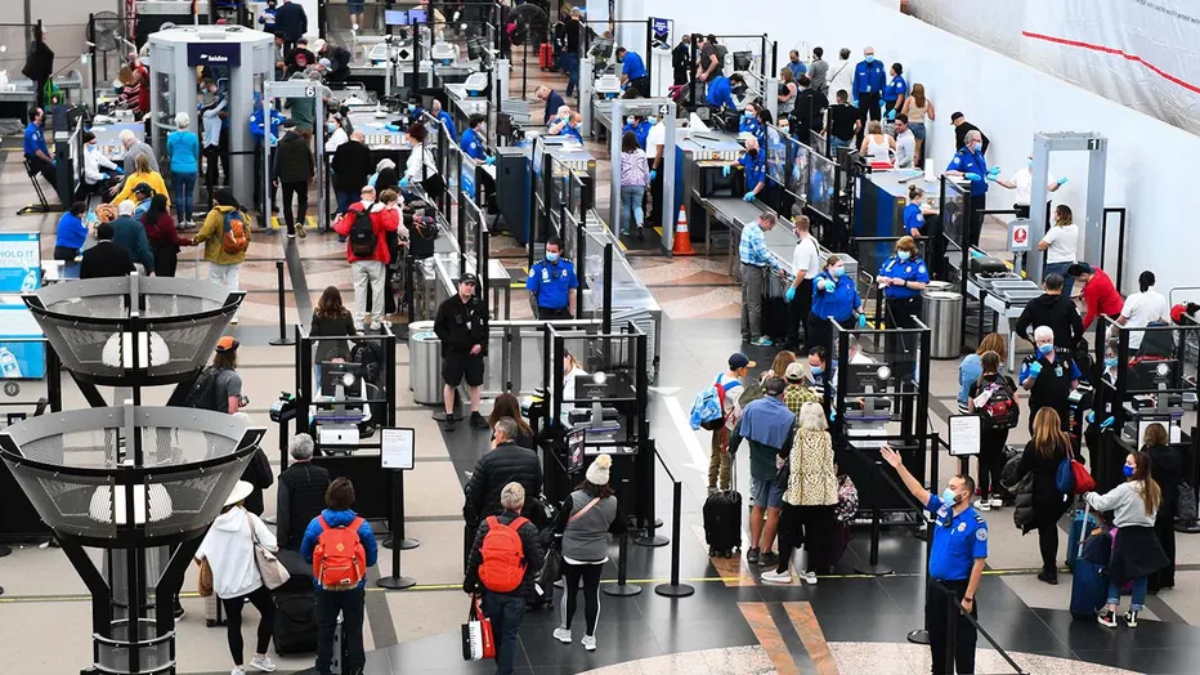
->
xmin=221 ymin=210 xmax=251 ymax=254
xmin=312 ymin=515 xmax=367 ymax=591
xmin=478 ymin=516 xmax=529 ymax=593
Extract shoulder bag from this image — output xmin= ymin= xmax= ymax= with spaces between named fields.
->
xmin=247 ymin=512 xmax=291 ymax=590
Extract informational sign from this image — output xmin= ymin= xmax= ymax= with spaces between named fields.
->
xmin=568 ymin=429 xmax=586 ymax=473
xmin=0 ymin=304 xmax=47 ymax=380
xmin=1008 ymin=219 xmax=1031 ymax=252
xmin=0 ymin=233 xmax=41 ymax=292
xmin=948 ymin=414 xmax=981 ymax=456
xmin=187 ymin=42 xmax=242 ymax=68
xmin=381 ymin=427 xmax=415 ymax=470
xmin=651 ymin=17 xmax=670 ymax=43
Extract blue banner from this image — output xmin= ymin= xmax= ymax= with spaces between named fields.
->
xmin=0 ymin=232 xmax=40 ymax=293
xmin=652 ymin=18 xmax=670 ymax=42
xmin=461 ymin=164 xmax=476 ymax=202
xmin=0 ymin=232 xmax=45 ymax=379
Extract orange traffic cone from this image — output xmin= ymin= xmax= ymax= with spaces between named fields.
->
xmin=672 ymin=205 xmax=695 ymax=256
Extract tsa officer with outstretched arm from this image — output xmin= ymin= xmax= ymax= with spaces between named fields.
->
xmin=943 ymin=129 xmax=995 ymax=248
xmin=806 ymin=254 xmax=864 ymax=354
xmin=880 ymin=444 xmax=987 ymax=675
xmin=527 ymin=236 xmax=578 ymax=320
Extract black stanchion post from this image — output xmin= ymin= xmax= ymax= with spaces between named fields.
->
xmin=909 ymin=431 xmax=939 ymax=645
xmin=945 ymin=583 xmax=958 ymax=675
xmin=269 ymin=260 xmax=294 ymax=346
xmin=383 ymin=467 xmax=421 ymax=551
xmin=601 ymin=530 xmax=642 ymax=597
xmin=855 ymin=459 xmax=894 ymax=576
xmin=654 ymin=481 xmax=694 ymax=598
xmin=378 ymin=469 xmax=416 ymax=589
xmin=634 ymin=448 xmax=668 ymax=547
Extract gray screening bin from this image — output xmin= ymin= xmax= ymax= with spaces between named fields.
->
xmin=409 ymin=320 xmax=442 ymax=405
xmin=924 ymin=291 xmax=964 ymax=359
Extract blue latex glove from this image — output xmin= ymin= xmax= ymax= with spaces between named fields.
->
xmin=857 ymin=313 xmax=867 ymax=328
xmin=1100 ymin=416 xmax=1115 ymax=430
xmin=1028 ymin=362 xmax=1043 ymax=377
xmin=115 ymin=166 xmax=124 ymax=174
xmin=965 ymin=172 xmax=982 ymax=182
xmin=785 ymin=287 xmax=795 ymax=303
xmin=829 ymin=409 xmax=837 ymax=421
xmin=1086 ymin=411 xmax=1095 ymax=424
xmin=743 ymin=191 xmax=755 ymax=202
xmin=887 ymin=108 xmax=896 ymax=121
xmin=1057 ymin=176 xmax=1069 ymax=186
xmin=385 ymin=124 xmax=400 ymax=132
xmin=399 ymin=176 xmax=411 ymax=188
xmin=988 ymin=166 xmax=1002 ymax=176
xmin=649 ymin=170 xmax=657 ymax=181
xmin=853 ymin=97 xmax=860 ymax=108
xmin=985 ymin=173 xmax=997 ymax=183
xmin=722 ymin=165 xmax=731 ymax=178
xmin=484 ymin=156 xmax=496 ymax=165
xmin=792 ymin=166 xmax=801 ymax=182
xmin=823 ymin=279 xmax=836 ymax=292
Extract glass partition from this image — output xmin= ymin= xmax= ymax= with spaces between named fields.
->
xmin=808 ymin=151 xmax=837 ymax=220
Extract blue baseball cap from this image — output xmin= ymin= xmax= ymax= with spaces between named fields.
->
xmin=728 ymin=353 xmax=754 ymax=370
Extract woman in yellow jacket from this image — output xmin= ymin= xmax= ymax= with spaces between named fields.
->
xmin=192 ymin=189 xmax=251 ymax=323
xmin=112 ymin=154 xmax=170 ymax=209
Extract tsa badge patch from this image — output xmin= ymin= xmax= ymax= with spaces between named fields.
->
xmin=976 ymin=528 xmax=988 ymax=542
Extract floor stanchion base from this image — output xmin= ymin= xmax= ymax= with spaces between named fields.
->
xmin=382 ymin=538 xmax=421 ymax=550
xmin=654 ymin=583 xmax=695 ymax=598
xmin=377 ymin=575 xmax=416 ymax=590
xmin=633 ymin=534 xmax=669 ymax=548
xmin=0 ymin=544 xmax=11 ymax=558
xmin=268 ymin=338 xmax=296 ymax=346
xmin=602 ymin=583 xmax=643 ymax=597
xmin=854 ymin=563 xmax=894 ymax=576
xmin=907 ymin=629 xmax=930 ymax=644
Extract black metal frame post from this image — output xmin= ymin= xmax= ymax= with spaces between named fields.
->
xmin=853 ymin=457 xmax=895 ymax=576
xmin=601 ymin=528 xmax=642 ymax=597
xmin=653 ymin=479 xmax=693 ymax=597
xmin=908 ymin=430 xmax=941 ymax=645
xmin=269 ymin=260 xmax=294 ymax=346
xmin=378 ymin=468 xmax=417 ymax=589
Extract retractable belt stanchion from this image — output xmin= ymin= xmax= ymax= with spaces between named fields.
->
xmin=269 ymin=260 xmax=295 ymax=346
xmin=601 ymin=529 xmax=641 ymax=597
xmin=908 ymin=430 xmax=941 ymax=645
xmin=653 ymin=476 xmax=693 ymax=598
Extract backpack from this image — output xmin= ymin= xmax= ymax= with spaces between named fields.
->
xmin=221 ymin=210 xmax=250 ymax=254
xmin=835 ymin=475 xmax=859 ymax=523
xmin=477 ymin=515 xmax=529 ymax=593
xmin=174 ymin=366 xmax=220 ymax=412
xmin=975 ymin=377 xmax=1019 ymax=431
xmin=348 ymin=206 xmax=377 ymax=258
xmin=313 ymin=515 xmax=367 ymax=591
xmin=689 ymin=376 xmax=737 ymax=431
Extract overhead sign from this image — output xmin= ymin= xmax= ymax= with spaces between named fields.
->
xmin=1008 ymin=219 xmax=1031 ymax=252
xmin=187 ymin=42 xmax=242 ymax=68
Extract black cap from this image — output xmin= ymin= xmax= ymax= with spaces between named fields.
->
xmin=728 ymin=352 xmax=755 ymax=370
xmin=282 ymin=118 xmax=297 ymax=129
xmin=132 ymin=182 xmax=153 ymax=195
xmin=950 ymin=112 xmax=964 ymax=123
xmin=459 ymin=273 xmax=479 ymax=286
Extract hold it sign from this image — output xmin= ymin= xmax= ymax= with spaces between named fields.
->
xmin=187 ymin=42 xmax=241 ymax=68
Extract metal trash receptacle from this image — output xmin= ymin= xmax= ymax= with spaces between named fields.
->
xmin=409 ymin=320 xmax=442 ymax=404
xmin=924 ymin=291 xmax=963 ymax=359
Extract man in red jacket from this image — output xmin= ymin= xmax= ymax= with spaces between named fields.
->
xmin=333 ymin=186 xmax=404 ymax=331
xmin=1069 ymin=263 xmax=1124 ymax=331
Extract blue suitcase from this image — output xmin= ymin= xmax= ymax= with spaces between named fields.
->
xmin=1066 ymin=507 xmax=1100 ymax=567
xmin=1069 ymin=504 xmax=1108 ymax=619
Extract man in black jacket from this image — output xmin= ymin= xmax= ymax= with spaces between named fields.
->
xmin=791 ymin=75 xmax=829 ymax=141
xmin=314 ymin=39 xmax=352 ymax=83
xmin=463 ymin=417 xmax=543 ymax=528
xmin=80 ymin=222 xmax=135 ymax=279
xmin=332 ymin=130 xmax=371 ymax=216
xmin=110 ymin=200 xmax=155 ymax=274
xmin=273 ymin=119 xmax=315 ymax=237
xmin=273 ymin=0 xmax=307 ymax=51
xmin=1014 ymin=273 xmax=1083 ymax=350
xmin=434 ymin=273 xmax=489 ymax=431
xmin=277 ymin=433 xmax=331 ymax=550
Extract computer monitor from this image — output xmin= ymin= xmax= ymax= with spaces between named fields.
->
xmin=384 ymin=9 xmax=410 ymax=26
xmin=843 ymin=362 xmax=894 ymax=417
xmin=320 ymin=361 xmax=365 ymax=397
xmin=1126 ymin=359 xmax=1182 ymax=393
xmin=408 ymin=8 xmax=428 ymax=24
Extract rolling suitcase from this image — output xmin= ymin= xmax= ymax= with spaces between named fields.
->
xmin=205 ymin=593 xmax=226 ymax=628
xmin=1065 ymin=507 xmax=1100 ymax=567
xmin=273 ymin=589 xmax=320 ymax=655
xmin=1069 ymin=504 xmax=1108 ymax=619
xmin=703 ymin=463 xmax=742 ymax=558
xmin=539 ymin=43 xmax=554 ymax=71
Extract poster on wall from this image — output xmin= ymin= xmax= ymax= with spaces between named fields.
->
xmin=0 ymin=233 xmax=41 ymax=292
xmin=0 ymin=233 xmax=45 ymax=380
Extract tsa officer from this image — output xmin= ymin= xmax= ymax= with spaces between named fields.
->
xmin=616 ymin=46 xmax=650 ymax=97
xmin=807 ymin=254 xmax=865 ymax=354
xmin=851 ymin=46 xmax=886 ymax=143
xmin=739 ymin=101 xmax=768 ymax=149
xmin=943 ymin=129 xmax=996 ymax=248
xmin=903 ymin=184 xmax=938 ymax=238
xmin=725 ymin=134 xmax=767 ymax=203
xmin=883 ymin=63 xmax=907 ymax=122
xmin=527 ymin=236 xmax=578 ymax=320
xmin=460 ymin=114 xmax=497 ymax=210
xmin=877 ymin=236 xmax=929 ymax=357
xmin=881 ymin=445 xmax=987 ymax=675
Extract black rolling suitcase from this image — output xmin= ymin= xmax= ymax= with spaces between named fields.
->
xmin=272 ymin=549 xmax=319 ymax=655
xmin=703 ymin=464 xmax=742 ymax=558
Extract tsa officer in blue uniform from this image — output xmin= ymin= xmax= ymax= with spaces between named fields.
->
xmin=883 ymin=63 xmax=907 ymax=122
xmin=706 ymin=73 xmax=744 ymax=112
xmin=807 ymin=254 xmax=865 ymax=354
xmin=881 ymin=444 xmax=987 ymax=675
xmin=724 ymin=134 xmax=767 ymax=203
xmin=903 ymin=184 xmax=939 ymax=238
xmin=851 ymin=46 xmax=886 ymax=143
xmin=250 ymin=94 xmax=285 ymax=213
xmin=877 ymin=236 xmax=929 ymax=357
xmin=460 ymin=114 xmax=497 ymax=210
xmin=616 ymin=46 xmax=650 ymax=97
xmin=944 ymin=129 xmax=997 ymax=248
xmin=526 ymin=236 xmax=579 ymax=320
xmin=738 ymin=102 xmax=768 ymax=149
xmin=549 ymin=107 xmax=584 ymax=144
xmin=23 ymin=107 xmax=56 ymax=190
xmin=621 ymin=115 xmax=652 ymax=149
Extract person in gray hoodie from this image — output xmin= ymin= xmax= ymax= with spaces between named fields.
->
xmin=552 ymin=454 xmax=626 ymax=652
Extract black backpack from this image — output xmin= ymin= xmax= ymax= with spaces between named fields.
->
xmin=976 ymin=376 xmax=1019 ymax=431
xmin=174 ymin=366 xmax=220 ymax=412
xmin=348 ymin=206 xmax=377 ymax=258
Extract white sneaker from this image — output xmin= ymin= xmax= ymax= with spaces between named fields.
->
xmin=250 ymin=655 xmax=277 ymax=672
xmin=352 ymin=22 xmax=360 ymax=31
xmin=552 ymin=627 xmax=572 ymax=644
xmin=800 ymin=570 xmax=819 ymax=585
xmin=231 ymin=668 xmax=245 ymax=675
xmin=369 ymin=321 xmax=383 ymax=331
xmin=761 ymin=570 xmax=792 ymax=584
xmin=990 ymin=498 xmax=1004 ymax=508
xmin=582 ymin=635 xmax=596 ymax=651
xmin=978 ymin=501 xmax=991 ymax=512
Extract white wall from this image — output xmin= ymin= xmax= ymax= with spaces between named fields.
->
xmin=623 ymin=0 xmax=1198 ymax=296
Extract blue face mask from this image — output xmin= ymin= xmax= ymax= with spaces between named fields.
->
xmin=1038 ymin=344 xmax=1054 ymax=356
xmin=546 ymin=252 xmax=560 ymax=263
xmin=897 ymin=250 xmax=911 ymax=261
xmin=1123 ymin=465 xmax=1135 ymax=478
xmin=1105 ymin=357 xmax=1118 ymax=368
xmin=865 ymin=55 xmax=875 ymax=63
xmin=1027 ymin=159 xmax=1033 ymax=170
xmin=832 ymin=266 xmax=845 ymax=278
xmin=810 ymin=366 xmax=823 ymax=376
xmin=941 ymin=488 xmax=958 ymax=505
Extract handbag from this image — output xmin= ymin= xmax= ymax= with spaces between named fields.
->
xmin=461 ymin=595 xmax=495 ymax=661
xmin=1178 ymin=482 xmax=1198 ymax=522
xmin=537 ymin=547 xmax=564 ymax=591
xmin=1054 ymin=451 xmax=1076 ymax=495
xmin=774 ymin=456 xmax=791 ymax=490
xmin=198 ymin=558 xmax=214 ymax=598
xmin=247 ymin=513 xmax=290 ymax=591
xmin=1067 ymin=446 xmax=1095 ymax=495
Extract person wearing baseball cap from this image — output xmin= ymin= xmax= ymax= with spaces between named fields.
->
xmin=433 ymin=273 xmax=489 ymax=431
xmin=200 ymin=336 xmax=245 ymax=415
xmin=705 ymin=353 xmax=754 ymax=493
xmin=782 ymin=361 xmax=821 ymax=416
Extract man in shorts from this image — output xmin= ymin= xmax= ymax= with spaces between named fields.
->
xmin=729 ymin=377 xmax=795 ymax=567
xmin=434 ymin=274 xmax=489 ymax=431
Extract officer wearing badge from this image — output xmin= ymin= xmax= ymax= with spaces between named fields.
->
xmin=527 ymin=236 xmax=578 ymax=320
xmin=881 ymin=444 xmax=987 ymax=675
xmin=460 ymin=114 xmax=497 ymax=211
xmin=876 ymin=236 xmax=929 ymax=356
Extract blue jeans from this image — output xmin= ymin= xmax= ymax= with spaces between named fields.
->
xmin=172 ymin=172 xmax=196 ymax=223
xmin=337 ymin=190 xmax=357 ymax=215
xmin=1044 ymin=261 xmax=1075 ymax=298
xmin=830 ymin=136 xmax=851 ymax=155
xmin=316 ymin=587 xmax=365 ymax=675
xmin=482 ymin=592 xmax=525 ymax=675
xmin=619 ymin=185 xmax=645 ymax=235
xmin=1108 ymin=576 xmax=1149 ymax=612
xmin=561 ymin=53 xmax=580 ymax=97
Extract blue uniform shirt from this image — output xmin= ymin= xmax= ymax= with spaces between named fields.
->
xmin=852 ymin=60 xmax=886 ymax=97
xmin=903 ymin=203 xmax=925 ymax=234
xmin=787 ymin=61 xmax=807 ymax=82
xmin=946 ymin=148 xmax=989 ymax=197
xmin=811 ymin=270 xmax=861 ymax=322
xmin=926 ymin=494 xmax=988 ymax=581
xmin=250 ymin=107 xmax=285 ymax=144
xmin=879 ymin=255 xmax=929 ymax=300
xmin=621 ymin=51 xmax=648 ymax=81
xmin=739 ymin=150 xmax=767 ymax=192
xmin=437 ymin=110 xmax=458 ymax=143
xmin=706 ymin=76 xmax=737 ymax=110
xmin=23 ymin=121 xmax=48 ymax=158
xmin=621 ymin=120 xmax=652 ymax=149
xmin=526 ymin=258 xmax=578 ymax=310
xmin=543 ymin=90 xmax=566 ymax=124
xmin=884 ymin=75 xmax=907 ymax=103
xmin=739 ymin=116 xmax=767 ymax=149
xmin=461 ymin=128 xmax=487 ymax=161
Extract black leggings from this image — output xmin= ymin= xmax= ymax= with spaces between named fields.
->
xmin=561 ymin=561 xmax=602 ymax=635
xmin=1037 ymin=519 xmax=1059 ymax=573
xmin=280 ymin=180 xmax=309 ymax=234
xmin=222 ymin=585 xmax=275 ymax=666
xmin=977 ymin=429 xmax=1009 ymax=497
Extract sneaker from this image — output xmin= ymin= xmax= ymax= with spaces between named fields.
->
xmin=800 ymin=570 xmax=819 ymax=585
xmin=1097 ymin=609 xmax=1117 ymax=628
xmin=231 ymin=669 xmax=246 ymax=675
xmin=636 ymin=227 xmax=644 ymax=241
xmin=369 ymin=321 xmax=383 ymax=331
xmin=296 ymin=225 xmax=307 ymax=239
xmin=977 ymin=501 xmax=991 ymax=512
xmin=443 ymin=415 xmax=457 ymax=432
xmin=249 ymin=655 xmax=277 ymax=672
xmin=990 ymin=497 xmax=1004 ymax=508
xmin=1037 ymin=570 xmax=1058 ymax=585
xmin=173 ymin=604 xmax=186 ymax=623
xmin=582 ymin=635 xmax=596 ymax=651
xmin=1124 ymin=610 xmax=1139 ymax=628
xmin=759 ymin=551 xmax=779 ymax=568
xmin=750 ymin=336 xmax=774 ymax=347
xmin=746 ymin=547 xmax=760 ymax=565
xmin=352 ymin=22 xmax=360 ymax=31
xmin=470 ymin=412 xmax=490 ymax=429
xmin=761 ymin=570 xmax=792 ymax=584
xmin=552 ymin=627 xmax=572 ymax=644
xmin=286 ymin=233 xmax=296 ymax=239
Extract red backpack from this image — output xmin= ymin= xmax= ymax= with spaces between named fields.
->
xmin=312 ymin=515 xmax=367 ymax=591
xmin=478 ymin=516 xmax=529 ymax=593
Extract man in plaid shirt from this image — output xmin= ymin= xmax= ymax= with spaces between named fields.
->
xmin=740 ymin=212 xmax=784 ymax=346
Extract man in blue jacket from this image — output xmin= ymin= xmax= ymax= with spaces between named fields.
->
xmin=301 ymin=477 xmax=378 ymax=675
xmin=851 ymin=46 xmax=886 ymax=144
xmin=273 ymin=0 xmax=307 ymax=51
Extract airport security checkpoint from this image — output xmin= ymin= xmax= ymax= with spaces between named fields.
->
xmin=1 ymin=0 xmax=1200 ymax=673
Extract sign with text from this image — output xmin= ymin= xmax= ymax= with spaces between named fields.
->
xmin=381 ymin=427 xmax=415 ymax=470
xmin=651 ymin=17 xmax=670 ymax=42
xmin=187 ymin=42 xmax=242 ymax=68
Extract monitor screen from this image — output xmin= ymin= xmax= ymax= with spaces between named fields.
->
xmin=765 ymin=126 xmax=786 ymax=188
xmin=786 ymin=136 xmax=809 ymax=202
xmin=408 ymin=8 xmax=429 ymax=24
xmin=384 ymin=10 xmax=409 ymax=26
xmin=808 ymin=151 xmax=836 ymax=219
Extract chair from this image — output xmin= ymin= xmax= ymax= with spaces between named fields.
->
xmin=17 ymin=159 xmax=57 ymax=216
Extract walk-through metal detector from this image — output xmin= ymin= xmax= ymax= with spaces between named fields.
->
xmin=607 ymin=99 xmax=678 ymax=251
xmin=261 ymin=79 xmax=331 ymax=230
xmin=1026 ymin=132 xmax=1107 ymax=283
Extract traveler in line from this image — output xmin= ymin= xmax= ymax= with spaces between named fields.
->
xmin=193 ymin=189 xmax=251 ymax=322
xmin=274 ymin=119 xmax=315 ymax=238
xmin=332 ymin=130 xmax=372 ymax=216
xmin=899 ymin=83 xmax=934 ymax=168
xmin=401 ymin=123 xmax=446 ymax=202
xmin=309 ymin=286 xmax=358 ymax=366
xmin=110 ymin=200 xmax=156 ymax=275
xmin=825 ymin=90 xmax=860 ymax=155
xmin=112 ymin=154 xmax=169 ymax=212
xmin=1015 ymin=273 xmax=1083 ymax=350
xmin=1111 ymin=270 xmax=1169 ymax=352
xmin=785 ymin=216 xmax=820 ymax=350
xmin=950 ymin=112 xmax=989 ymax=154
xmin=1143 ymin=423 xmax=1181 ymax=594
xmin=434 ymin=273 xmax=490 ymax=431
xmin=707 ymin=353 xmax=752 ymax=493
xmin=234 ymin=412 xmax=274 ymax=517
xmin=488 ymin=394 xmax=535 ymax=449
xmin=619 ymin=130 xmax=650 ymax=239
xmin=553 ymin=455 xmax=625 ymax=651
xmin=893 ymin=114 xmax=916 ymax=168
xmin=1015 ymin=408 xmax=1071 ymax=584
xmin=79 ymin=222 xmax=135 ymax=279
xmin=333 ymin=186 xmax=402 ymax=331
xmin=965 ymin=348 xmax=1016 ymax=510
xmin=808 ymin=47 xmax=829 ymax=97
xmin=765 ymin=401 xmax=837 ymax=584
xmin=209 ymin=336 xmax=245 ymax=415
xmin=778 ymin=67 xmax=798 ymax=118
xmin=143 ymin=193 xmax=193 ymax=277
xmin=166 ymin=112 xmax=200 ymax=226
xmin=739 ymin=212 xmax=785 ymax=347
xmin=781 ymin=362 xmax=821 ymax=417
xmin=195 ymin=481 xmax=278 ymax=675
xmin=276 ymin=433 xmax=331 ymax=550
xmin=464 ymin=417 xmax=543 ymax=527
xmin=730 ymin=378 xmax=796 ymax=569
xmin=1038 ymin=205 xmax=1080 ymax=298
xmin=1068 ymin=263 xmax=1124 ymax=332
